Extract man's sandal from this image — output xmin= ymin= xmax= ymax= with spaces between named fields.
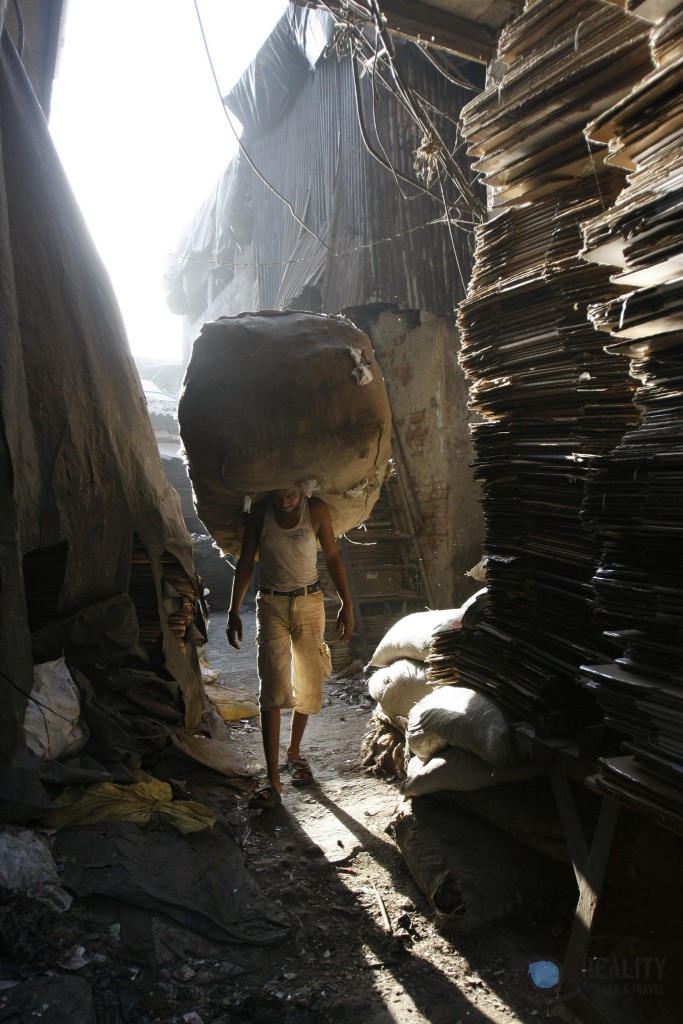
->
xmin=248 ymin=783 xmax=282 ymax=810
xmin=286 ymin=755 xmax=314 ymax=787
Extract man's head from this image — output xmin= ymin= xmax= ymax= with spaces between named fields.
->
xmin=271 ymin=488 xmax=303 ymax=514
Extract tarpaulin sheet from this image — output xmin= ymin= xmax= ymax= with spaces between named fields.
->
xmin=55 ymin=821 xmax=289 ymax=945
xmin=164 ymin=8 xmax=481 ymax=323
xmin=0 ymin=26 xmax=204 ymax=753
xmin=224 ymin=6 xmax=332 ymax=138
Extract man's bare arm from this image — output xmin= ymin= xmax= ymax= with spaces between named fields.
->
xmin=226 ymin=508 xmax=262 ymax=649
xmin=312 ymin=499 xmax=354 ymax=642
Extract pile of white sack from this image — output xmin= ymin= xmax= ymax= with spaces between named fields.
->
xmin=363 ymin=592 xmax=543 ymax=796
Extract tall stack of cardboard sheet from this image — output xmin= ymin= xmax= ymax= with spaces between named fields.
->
xmin=448 ymin=0 xmax=653 ymax=736
xmin=575 ymin=1 xmax=683 ymax=835
xmin=466 ymin=1 xmax=651 ymax=209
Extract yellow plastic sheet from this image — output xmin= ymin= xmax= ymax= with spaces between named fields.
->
xmin=39 ymin=772 xmax=215 ymax=834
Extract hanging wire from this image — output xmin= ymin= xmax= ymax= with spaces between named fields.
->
xmin=439 ymin=177 xmax=467 ymax=294
xmin=321 ymin=0 xmax=486 ymax=221
xmin=411 ymin=86 xmax=467 ymax=133
xmin=363 ymin=39 xmax=464 ymax=196
xmin=414 ymin=42 xmax=481 ymax=93
xmin=351 ymin=44 xmax=447 ymax=202
xmin=11 ymin=0 xmax=25 ymax=58
xmin=169 ymin=210 xmax=479 ymax=271
xmin=189 ymin=0 xmax=482 ymax=294
xmin=368 ymin=24 xmax=418 ymax=203
xmin=192 ymin=0 xmax=328 ymax=250
xmin=365 ymin=0 xmax=486 ymax=218
xmin=348 ymin=1 xmax=481 ymax=278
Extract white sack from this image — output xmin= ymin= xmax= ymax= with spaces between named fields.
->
xmin=23 ymin=657 xmax=86 ymax=761
xmin=402 ymin=749 xmax=543 ymax=797
xmin=406 ymin=685 xmax=512 ymax=766
xmin=368 ymin=608 xmax=466 ymax=668
xmin=0 ymin=827 xmax=73 ymax=910
xmin=367 ymin=659 xmax=435 ymax=728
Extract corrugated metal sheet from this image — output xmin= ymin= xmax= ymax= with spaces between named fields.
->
xmin=166 ymin=7 xmax=484 ymax=323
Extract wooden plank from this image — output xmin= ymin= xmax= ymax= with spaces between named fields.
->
xmin=378 ymin=0 xmax=498 ymax=63
xmin=556 ymin=797 xmax=620 ymax=1007
xmin=551 ymin=773 xmax=590 ymax=879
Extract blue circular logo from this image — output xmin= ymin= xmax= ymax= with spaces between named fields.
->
xmin=528 ymin=960 xmax=561 ymax=990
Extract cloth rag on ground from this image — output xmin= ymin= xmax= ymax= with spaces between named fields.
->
xmin=54 ymin=820 xmax=289 ymax=945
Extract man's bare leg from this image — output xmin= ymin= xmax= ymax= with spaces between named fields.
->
xmin=261 ymin=708 xmax=283 ymax=793
xmin=287 ymin=710 xmax=309 ymax=760
xmin=286 ymin=710 xmax=314 ymax=784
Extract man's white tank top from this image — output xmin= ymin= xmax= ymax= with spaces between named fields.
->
xmin=258 ymin=498 xmax=319 ymax=591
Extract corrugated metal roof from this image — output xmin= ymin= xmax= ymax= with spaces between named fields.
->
xmin=166 ymin=7 xmax=485 ymax=325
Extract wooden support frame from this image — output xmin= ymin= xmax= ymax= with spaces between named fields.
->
xmin=373 ymin=0 xmax=498 ymax=63
xmin=550 ymin=771 xmax=621 ymax=1024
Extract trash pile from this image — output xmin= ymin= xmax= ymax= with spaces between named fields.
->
xmin=0 ymin=651 xmax=287 ymax=1018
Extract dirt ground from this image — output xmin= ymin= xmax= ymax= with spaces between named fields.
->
xmin=182 ymin=610 xmax=577 ymax=1024
xmin=5 ymin=610 xmax=680 ymax=1023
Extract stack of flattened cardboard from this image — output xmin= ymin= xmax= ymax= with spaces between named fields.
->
xmin=577 ymin=2 xmax=683 ymax=834
xmin=464 ymin=0 xmax=651 ymax=209
xmin=449 ymin=1 xmax=653 ymax=737
xmin=600 ymin=0 xmax=682 ymax=23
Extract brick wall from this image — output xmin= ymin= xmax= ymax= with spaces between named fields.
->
xmin=368 ymin=310 xmax=484 ymax=609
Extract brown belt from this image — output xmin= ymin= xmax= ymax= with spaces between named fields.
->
xmin=259 ymin=581 xmax=322 ymax=598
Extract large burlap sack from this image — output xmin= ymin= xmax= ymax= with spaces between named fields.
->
xmin=405 ymin=685 xmax=512 ymax=766
xmin=387 ymin=796 xmax=572 ymax=930
xmin=402 ymin=749 xmax=543 ymax=797
xmin=367 ymin=658 xmax=435 ymax=728
xmin=178 ymin=311 xmax=393 ymax=556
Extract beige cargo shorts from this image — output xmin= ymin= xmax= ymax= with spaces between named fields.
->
xmin=256 ymin=591 xmax=333 ymax=715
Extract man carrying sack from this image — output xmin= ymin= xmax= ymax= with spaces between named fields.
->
xmin=227 ymin=487 xmax=354 ymax=809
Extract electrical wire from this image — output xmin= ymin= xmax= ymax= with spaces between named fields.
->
xmin=366 ymin=0 xmax=486 ymax=218
xmin=349 ymin=23 xmax=477 ymax=278
xmin=169 ymin=210 xmax=479 ymax=272
xmin=11 ymin=0 xmax=25 ymax=58
xmin=413 ymin=42 xmax=481 ymax=94
xmin=351 ymin=46 xmax=443 ymax=202
xmin=192 ymin=0 xmax=328 ymax=250
xmin=320 ymin=0 xmax=466 ymax=203
xmin=439 ymin=176 xmax=467 ymax=294
xmin=299 ymin=0 xmax=483 ymax=230
xmin=368 ymin=30 xmax=426 ymax=203
xmin=410 ymin=86 xmax=467 ymax=134
xmin=190 ymin=0 xmax=482 ymax=301
xmin=365 ymin=45 xmax=460 ymax=195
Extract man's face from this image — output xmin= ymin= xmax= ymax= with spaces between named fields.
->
xmin=272 ymin=489 xmax=302 ymax=513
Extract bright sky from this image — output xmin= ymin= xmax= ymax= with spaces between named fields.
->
xmin=49 ymin=0 xmax=289 ymax=364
